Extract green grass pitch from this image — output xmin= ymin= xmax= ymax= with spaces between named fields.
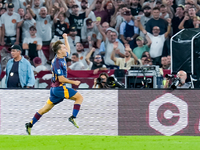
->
xmin=0 ymin=135 xmax=200 ymax=150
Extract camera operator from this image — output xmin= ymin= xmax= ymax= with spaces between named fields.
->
xmin=164 ymin=70 xmax=191 ymax=89
xmin=93 ymin=72 xmax=109 ymax=88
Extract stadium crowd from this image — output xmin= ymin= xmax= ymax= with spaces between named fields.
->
xmin=0 ymin=0 xmax=198 ymax=88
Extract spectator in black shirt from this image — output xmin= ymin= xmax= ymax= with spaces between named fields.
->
xmin=67 ymin=0 xmax=97 ymax=36
xmin=172 ymin=5 xmax=184 ymax=35
xmin=53 ymin=7 xmax=69 ymax=39
xmin=85 ymin=47 xmax=107 ymax=74
xmin=146 ymin=7 xmax=168 ymax=35
xmin=130 ymin=0 xmax=142 ymax=16
xmin=179 ymin=7 xmax=199 ymax=29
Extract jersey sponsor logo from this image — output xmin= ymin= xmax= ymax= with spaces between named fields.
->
xmin=23 ymin=2 xmax=26 ymax=6
xmin=80 ymin=56 xmax=83 ymax=60
xmin=12 ymin=19 xmax=16 ymax=24
xmin=149 ymin=93 xmax=188 ymax=136
xmin=33 ymin=41 xmax=37 ymax=44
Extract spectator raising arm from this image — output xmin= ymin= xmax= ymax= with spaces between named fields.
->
xmin=139 ymin=0 xmax=144 ymax=7
xmin=63 ymin=33 xmax=70 ymax=55
xmin=125 ymin=44 xmax=139 ymax=64
xmin=190 ymin=0 xmax=200 ymax=13
xmin=96 ymin=21 xmax=106 ymax=42
xmin=27 ymin=5 xmax=36 ymax=18
xmin=45 ymin=0 xmax=53 ymax=14
xmin=166 ymin=2 xmax=174 ymax=19
xmin=178 ymin=15 xmax=189 ymax=30
xmin=85 ymin=47 xmax=95 ymax=65
xmin=146 ymin=34 xmax=152 ymax=47
xmin=57 ymin=0 xmax=68 ymax=12
xmin=15 ymin=26 xmax=20 ymax=45
xmin=50 ymin=6 xmax=57 ymax=19
xmin=110 ymin=4 xmax=120 ymax=27
xmin=1 ymin=24 xmax=5 ymax=46
xmin=137 ymin=17 xmax=147 ymax=35
xmin=86 ymin=0 xmax=97 ymax=17
xmin=164 ymin=18 xmax=171 ymax=38
xmin=110 ymin=41 xmax=118 ymax=63
xmin=53 ymin=7 xmax=64 ymax=23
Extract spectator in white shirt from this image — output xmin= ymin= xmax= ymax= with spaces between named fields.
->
xmin=137 ymin=17 xmax=171 ymax=65
xmin=23 ymin=26 xmax=47 ymax=65
xmin=27 ymin=6 xmax=54 ymax=45
xmin=0 ymin=8 xmax=6 ymax=16
xmin=138 ymin=5 xmax=152 ymax=39
xmin=32 ymin=0 xmax=45 ymax=9
xmin=68 ymin=25 xmax=80 ymax=56
xmin=12 ymin=0 xmax=20 ymax=13
xmin=96 ymin=21 xmax=109 ymax=49
xmin=32 ymin=0 xmax=42 ymax=16
xmin=18 ymin=8 xmax=25 ymax=43
xmin=96 ymin=21 xmax=125 ymax=67
xmin=1 ymin=3 xmax=20 ymax=46
xmin=80 ymin=0 xmax=96 ymax=21
xmin=68 ymin=52 xmax=85 ymax=70
xmin=18 ymin=8 xmax=25 ymax=19
xmin=18 ymin=12 xmax=36 ymax=42
xmin=81 ymin=18 xmax=99 ymax=46
xmin=74 ymin=42 xmax=89 ymax=68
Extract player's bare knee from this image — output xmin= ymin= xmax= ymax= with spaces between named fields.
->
xmin=75 ymin=93 xmax=83 ymax=103
xmin=78 ymin=93 xmax=83 ymax=101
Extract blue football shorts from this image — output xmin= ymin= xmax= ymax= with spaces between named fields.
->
xmin=47 ymin=86 xmax=77 ymax=105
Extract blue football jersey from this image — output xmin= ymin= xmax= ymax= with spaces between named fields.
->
xmin=51 ymin=55 xmax=68 ymax=87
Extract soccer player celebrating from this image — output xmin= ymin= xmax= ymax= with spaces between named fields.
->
xmin=25 ymin=33 xmax=83 ymax=135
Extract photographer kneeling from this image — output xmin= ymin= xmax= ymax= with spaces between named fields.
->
xmin=93 ymin=72 xmax=109 ymax=88
xmin=93 ymin=72 xmax=125 ymax=89
xmin=164 ymin=70 xmax=191 ymax=89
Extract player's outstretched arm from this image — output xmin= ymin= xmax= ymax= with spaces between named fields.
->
xmin=63 ymin=33 xmax=70 ymax=55
xmin=58 ymin=76 xmax=80 ymax=85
